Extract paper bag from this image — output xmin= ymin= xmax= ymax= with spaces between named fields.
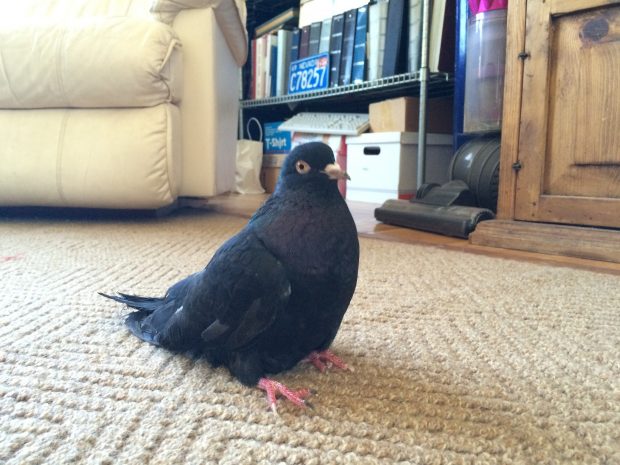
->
xmin=234 ymin=117 xmax=265 ymax=194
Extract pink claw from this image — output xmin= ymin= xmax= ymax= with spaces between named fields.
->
xmin=304 ymin=349 xmax=352 ymax=373
xmin=257 ymin=378 xmax=313 ymax=414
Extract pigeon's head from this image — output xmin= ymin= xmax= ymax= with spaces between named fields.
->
xmin=277 ymin=142 xmax=350 ymax=192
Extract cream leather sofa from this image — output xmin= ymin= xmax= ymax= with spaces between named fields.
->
xmin=0 ymin=0 xmax=247 ymax=209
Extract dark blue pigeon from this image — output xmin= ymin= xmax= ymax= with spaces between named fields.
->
xmin=100 ymin=142 xmax=359 ymax=413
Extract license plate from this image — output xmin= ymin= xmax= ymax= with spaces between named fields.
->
xmin=288 ymin=53 xmax=330 ymax=95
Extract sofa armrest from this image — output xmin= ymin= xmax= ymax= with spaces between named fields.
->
xmin=151 ymin=0 xmax=248 ymax=66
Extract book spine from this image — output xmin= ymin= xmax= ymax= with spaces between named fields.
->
xmin=329 ymin=13 xmax=345 ymax=87
xmin=382 ymin=0 xmax=407 ymax=77
xmin=269 ymin=34 xmax=278 ymax=97
xmin=254 ymin=7 xmax=300 ymax=38
xmin=378 ymin=2 xmax=388 ymax=79
xmin=368 ymin=0 xmax=388 ymax=81
xmin=264 ymin=34 xmax=272 ymax=98
xmin=318 ymin=17 xmax=332 ymax=54
xmin=255 ymin=35 xmax=265 ymax=99
xmin=276 ymin=30 xmax=293 ymax=96
xmin=250 ymin=38 xmax=257 ymax=99
xmin=299 ymin=24 xmax=311 ymax=59
xmin=290 ymin=27 xmax=300 ymax=63
xmin=308 ymin=21 xmax=322 ymax=56
xmin=429 ymin=0 xmax=454 ymax=73
xmin=408 ymin=0 xmax=422 ymax=72
xmin=351 ymin=6 xmax=368 ymax=84
xmin=339 ymin=9 xmax=357 ymax=86
xmin=429 ymin=0 xmax=446 ymax=72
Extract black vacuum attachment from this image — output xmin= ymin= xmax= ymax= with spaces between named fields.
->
xmin=375 ymin=199 xmax=495 ymax=239
xmin=374 ymin=137 xmax=500 ymax=238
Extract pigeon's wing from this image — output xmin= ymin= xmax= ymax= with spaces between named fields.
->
xmin=200 ymin=233 xmax=291 ymax=350
xmin=177 ymin=231 xmax=291 ymax=351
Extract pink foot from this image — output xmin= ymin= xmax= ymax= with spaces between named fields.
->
xmin=257 ymin=378 xmax=314 ymax=414
xmin=304 ymin=349 xmax=352 ymax=373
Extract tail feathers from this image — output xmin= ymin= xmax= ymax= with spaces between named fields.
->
xmin=98 ymin=292 xmax=162 ymax=312
xmin=125 ymin=310 xmax=160 ymax=346
xmin=100 ymin=291 xmax=186 ymax=350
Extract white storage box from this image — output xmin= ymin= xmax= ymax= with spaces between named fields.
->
xmin=345 ymin=132 xmax=453 ymax=203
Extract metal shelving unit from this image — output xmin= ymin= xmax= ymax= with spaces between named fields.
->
xmin=241 ymin=0 xmax=456 ymax=189
xmin=240 ymin=72 xmax=453 ymax=109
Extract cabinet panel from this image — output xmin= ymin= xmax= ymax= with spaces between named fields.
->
xmin=546 ymin=7 xmax=620 ymax=196
xmin=514 ymin=1 xmax=620 ymax=227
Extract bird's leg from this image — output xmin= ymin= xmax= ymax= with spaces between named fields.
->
xmin=257 ymin=378 xmax=314 ymax=414
xmin=304 ymin=349 xmax=352 ymax=373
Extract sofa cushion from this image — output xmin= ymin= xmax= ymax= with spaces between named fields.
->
xmin=0 ymin=0 xmax=153 ymax=19
xmin=151 ymin=0 xmax=247 ymax=66
xmin=0 ymin=104 xmax=180 ymax=209
xmin=0 ymin=17 xmax=182 ymax=109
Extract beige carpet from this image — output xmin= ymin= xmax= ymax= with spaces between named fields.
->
xmin=0 ymin=210 xmax=618 ymax=465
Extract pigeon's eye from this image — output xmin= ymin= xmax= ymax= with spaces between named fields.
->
xmin=295 ymin=160 xmax=311 ymax=174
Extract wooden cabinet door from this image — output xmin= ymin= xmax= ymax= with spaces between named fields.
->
xmin=514 ymin=0 xmax=620 ymax=227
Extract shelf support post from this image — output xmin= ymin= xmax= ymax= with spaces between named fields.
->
xmin=417 ymin=0 xmax=432 ymax=189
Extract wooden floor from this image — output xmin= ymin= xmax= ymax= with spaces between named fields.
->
xmin=194 ymin=193 xmax=620 ymax=276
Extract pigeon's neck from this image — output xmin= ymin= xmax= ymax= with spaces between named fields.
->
xmin=277 ymin=179 xmax=342 ymax=200
xmin=250 ymin=181 xmax=348 ymax=232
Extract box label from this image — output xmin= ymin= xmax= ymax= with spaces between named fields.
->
xmin=263 ymin=122 xmax=291 ymax=154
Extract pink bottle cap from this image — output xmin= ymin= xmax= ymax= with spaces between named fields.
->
xmin=468 ymin=0 xmax=508 ymax=14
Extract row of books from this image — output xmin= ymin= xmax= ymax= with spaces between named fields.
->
xmin=248 ymin=0 xmax=453 ymax=100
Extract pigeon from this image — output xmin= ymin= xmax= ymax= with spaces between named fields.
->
xmin=100 ymin=142 xmax=359 ymax=413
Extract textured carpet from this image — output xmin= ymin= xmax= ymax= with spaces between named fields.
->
xmin=0 ymin=210 xmax=618 ymax=465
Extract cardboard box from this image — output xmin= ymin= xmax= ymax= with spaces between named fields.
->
xmin=345 ymin=131 xmax=453 ymax=203
xmin=260 ymin=167 xmax=281 ymax=193
xmin=369 ymin=97 xmax=453 ymax=133
xmin=260 ymin=154 xmax=286 ymax=193
xmin=262 ymin=153 xmax=287 ymax=168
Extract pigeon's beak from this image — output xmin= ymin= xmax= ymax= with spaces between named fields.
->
xmin=323 ymin=163 xmax=351 ymax=181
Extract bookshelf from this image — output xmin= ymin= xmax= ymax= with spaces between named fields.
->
xmin=240 ymin=71 xmax=453 ymax=109
xmin=241 ymin=0 xmax=457 ymax=186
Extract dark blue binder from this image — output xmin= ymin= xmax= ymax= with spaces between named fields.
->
xmin=308 ymin=21 xmax=322 ymax=56
xmin=290 ymin=28 xmax=300 ymax=62
xmin=351 ymin=6 xmax=368 ymax=84
xmin=299 ymin=24 xmax=311 ymax=59
xmin=270 ymin=37 xmax=278 ymax=97
xmin=338 ymin=9 xmax=357 ymax=86
xmin=382 ymin=0 xmax=408 ymax=77
xmin=329 ymin=13 xmax=345 ymax=87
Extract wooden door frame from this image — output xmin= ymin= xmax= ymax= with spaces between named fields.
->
xmin=496 ymin=0 xmax=528 ymax=220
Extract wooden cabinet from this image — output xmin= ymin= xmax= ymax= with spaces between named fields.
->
xmin=516 ymin=0 xmax=620 ymax=227
xmin=471 ymin=0 xmax=620 ymax=263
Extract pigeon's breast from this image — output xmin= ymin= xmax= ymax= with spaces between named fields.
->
xmin=257 ymin=204 xmax=357 ymax=273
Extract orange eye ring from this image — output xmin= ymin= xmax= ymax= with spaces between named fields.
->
xmin=295 ymin=160 xmax=311 ymax=174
